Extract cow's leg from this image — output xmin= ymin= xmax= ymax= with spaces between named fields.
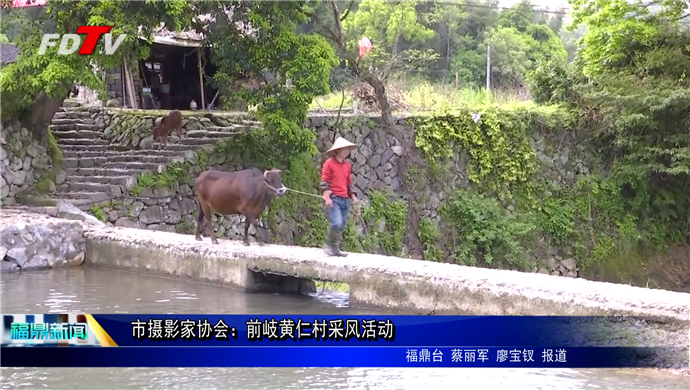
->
xmin=177 ymin=124 xmax=183 ymax=141
xmin=243 ymin=217 xmax=252 ymax=246
xmin=252 ymin=218 xmax=266 ymax=246
xmin=194 ymin=199 xmax=205 ymax=241
xmin=201 ymin=202 xmax=217 ymax=244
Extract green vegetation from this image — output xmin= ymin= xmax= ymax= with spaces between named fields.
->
xmin=128 ymin=128 xmax=410 ymax=256
xmin=33 ymin=177 xmax=54 ymax=194
xmin=396 ymin=0 xmax=690 ymax=273
xmin=310 ymin=82 xmax=527 ymax=113
xmin=46 ymin=129 xmax=62 ymax=166
xmin=314 ymin=281 xmax=350 ymax=293
xmin=441 ymin=189 xmax=534 ymax=269
xmin=307 ymin=0 xmax=575 ymax=117
xmin=341 ymin=191 xmax=409 ymax=256
xmin=88 ymin=205 xmax=108 ymax=223
xmin=418 ymin=217 xmax=443 ymax=262
xmin=30 ymin=127 xmax=64 ymax=194
xmin=3 ymin=0 xmax=689 ymax=285
xmin=131 ymin=161 xmax=195 ymax=196
xmin=411 ymin=104 xmax=562 ymax=199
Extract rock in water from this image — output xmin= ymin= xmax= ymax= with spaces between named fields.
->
xmin=0 ymin=211 xmax=86 ymax=272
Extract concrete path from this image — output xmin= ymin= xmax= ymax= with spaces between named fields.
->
xmin=83 ymin=223 xmax=690 ymax=323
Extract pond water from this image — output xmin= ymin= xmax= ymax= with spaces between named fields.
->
xmin=1 ymin=268 xmax=688 ymax=390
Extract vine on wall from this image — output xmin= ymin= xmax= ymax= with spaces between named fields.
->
xmin=409 ymin=102 xmax=679 ymax=273
xmin=410 ymin=104 xmax=542 ymax=200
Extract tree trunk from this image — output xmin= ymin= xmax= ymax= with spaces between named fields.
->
xmin=325 ymin=0 xmax=394 ymax=128
xmin=447 ymin=23 xmax=452 ymax=70
xmin=363 ymin=74 xmax=394 ymax=127
xmin=21 ymin=92 xmax=65 ymax=143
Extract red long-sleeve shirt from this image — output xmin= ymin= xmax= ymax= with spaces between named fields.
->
xmin=321 ymin=157 xmax=352 ymax=198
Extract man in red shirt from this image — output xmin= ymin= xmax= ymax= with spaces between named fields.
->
xmin=320 ymin=137 xmax=359 ymax=257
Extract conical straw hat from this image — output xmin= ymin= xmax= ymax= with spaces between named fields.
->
xmin=326 ymin=137 xmax=357 ymax=153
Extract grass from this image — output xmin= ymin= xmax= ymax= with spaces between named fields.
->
xmin=47 ymin=129 xmax=63 ymax=166
xmin=312 ymin=92 xmax=354 ymax=111
xmin=310 ymin=80 xmax=531 ymax=114
xmin=34 ymin=177 xmax=54 ymax=193
xmin=314 ymin=281 xmax=350 ymax=293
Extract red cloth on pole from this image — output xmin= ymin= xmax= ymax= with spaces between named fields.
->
xmin=11 ymin=0 xmax=46 ymax=8
xmin=358 ymin=36 xmax=372 ymax=58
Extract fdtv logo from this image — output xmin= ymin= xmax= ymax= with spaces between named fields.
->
xmin=38 ymin=26 xmax=126 ymax=55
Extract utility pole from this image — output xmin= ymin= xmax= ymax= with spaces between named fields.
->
xmin=486 ymin=45 xmax=491 ymax=93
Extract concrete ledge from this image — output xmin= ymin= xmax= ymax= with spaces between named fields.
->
xmin=86 ymin=235 xmax=316 ymax=294
xmin=82 ymin=223 xmax=690 ymax=323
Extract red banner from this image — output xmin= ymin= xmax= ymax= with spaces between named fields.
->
xmin=11 ymin=0 xmax=46 ymax=8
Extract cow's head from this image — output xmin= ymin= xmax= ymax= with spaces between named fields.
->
xmin=263 ymin=169 xmax=286 ymax=197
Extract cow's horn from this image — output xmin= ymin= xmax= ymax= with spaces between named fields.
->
xmin=264 ymin=170 xmax=269 ymax=180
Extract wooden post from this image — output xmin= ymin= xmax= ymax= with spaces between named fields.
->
xmin=197 ymin=47 xmax=205 ymax=110
xmin=121 ymin=59 xmax=128 ymax=107
xmin=123 ymin=59 xmax=138 ymax=109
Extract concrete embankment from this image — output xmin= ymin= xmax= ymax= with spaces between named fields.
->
xmin=80 ymin=220 xmax=690 ymax=323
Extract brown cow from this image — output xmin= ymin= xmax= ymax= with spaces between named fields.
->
xmin=153 ymin=110 xmax=183 ymax=149
xmin=194 ymin=168 xmax=287 ymax=246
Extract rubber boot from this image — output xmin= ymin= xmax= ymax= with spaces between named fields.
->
xmin=334 ymin=229 xmax=348 ymax=257
xmin=323 ymin=227 xmax=337 ymax=256
xmin=324 ymin=228 xmax=347 ymax=257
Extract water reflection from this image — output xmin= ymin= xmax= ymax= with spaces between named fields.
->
xmin=1 ymin=268 xmax=688 ymax=390
xmin=2 ymin=367 xmax=688 ymax=390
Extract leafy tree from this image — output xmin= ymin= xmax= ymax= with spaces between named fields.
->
xmin=524 ymin=24 xmax=568 ymax=65
xmin=482 ymin=21 xmax=566 ymax=89
xmin=447 ymin=0 xmax=500 ymax=87
xmin=308 ymin=0 xmax=436 ymax=127
xmin=496 ymin=0 xmax=538 ymax=33
xmin=483 ymin=27 xmax=532 ymax=88
xmin=0 ymin=0 xmax=193 ymax=131
xmin=450 ymin=45 xmax=485 ymax=87
xmin=559 ymin=23 xmax=587 ymax=62
xmin=195 ymin=1 xmax=338 ymax=163
xmin=422 ymin=0 xmax=469 ymax=70
xmin=343 ymin=0 xmax=437 ymax=78
xmin=1 ymin=0 xmax=336 ymax=165
xmin=566 ymin=0 xmax=690 ymax=242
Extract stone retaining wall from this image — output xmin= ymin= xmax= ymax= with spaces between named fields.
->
xmin=0 ymin=121 xmax=52 ymax=206
xmin=79 ymin=107 xmax=591 ymax=199
xmin=44 ymin=104 xmax=597 ymax=279
xmin=0 ymin=210 xmax=86 ymax=272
